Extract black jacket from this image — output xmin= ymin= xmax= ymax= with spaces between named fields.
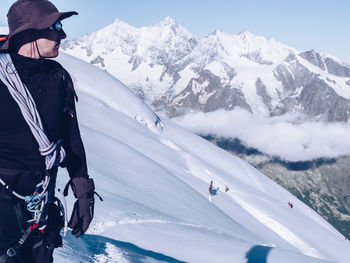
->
xmin=0 ymin=53 xmax=88 ymax=178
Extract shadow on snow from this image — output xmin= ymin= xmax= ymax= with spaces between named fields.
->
xmin=245 ymin=245 xmax=273 ymax=263
xmin=81 ymin=234 xmax=188 ymax=263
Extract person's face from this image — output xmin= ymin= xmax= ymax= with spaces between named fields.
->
xmin=35 ymin=21 xmax=66 ymax=58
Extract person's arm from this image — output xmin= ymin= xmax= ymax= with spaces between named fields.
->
xmin=62 ymin=72 xmax=95 ymax=238
xmin=62 ymin=101 xmax=88 ymax=179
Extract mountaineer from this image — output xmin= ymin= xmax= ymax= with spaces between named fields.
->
xmin=0 ymin=1 xmax=96 ymax=262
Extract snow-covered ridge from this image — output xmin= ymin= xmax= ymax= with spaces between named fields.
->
xmin=56 ymin=54 xmax=162 ymax=133
xmin=204 ymin=29 xmax=297 ymax=64
xmin=53 ymin=52 xmax=349 ymax=262
xmin=62 ymin=17 xmax=197 ymax=68
xmin=62 ymin=17 xmax=295 ymax=67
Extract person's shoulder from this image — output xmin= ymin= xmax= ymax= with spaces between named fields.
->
xmin=46 ymin=59 xmax=73 ymax=82
xmin=46 ymin=59 xmax=66 ymax=72
xmin=46 ymin=59 xmax=78 ymax=105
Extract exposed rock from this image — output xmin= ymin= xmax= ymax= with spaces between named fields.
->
xmin=90 ymin=56 xmax=105 ymax=68
xmin=325 ymin=57 xmax=350 ymax=77
xmin=272 ymin=57 xmax=350 ymax=122
xmin=159 ymin=70 xmax=251 ymax=117
xmin=298 ymin=78 xmax=350 ymax=122
xmin=299 ymin=50 xmax=326 ymax=71
xmin=256 ymin=78 xmax=272 ymax=110
xmin=241 ymin=51 xmax=273 ymax=65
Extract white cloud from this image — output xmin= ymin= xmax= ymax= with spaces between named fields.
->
xmin=173 ymin=108 xmax=350 ymax=162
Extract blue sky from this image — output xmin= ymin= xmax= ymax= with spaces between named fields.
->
xmin=1 ymin=0 xmax=349 ymax=62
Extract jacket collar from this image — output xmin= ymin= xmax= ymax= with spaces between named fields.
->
xmin=10 ymin=53 xmax=48 ymax=73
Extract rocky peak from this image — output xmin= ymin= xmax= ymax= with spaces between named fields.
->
xmin=238 ymin=29 xmax=255 ymax=40
xmin=151 ymin=16 xmax=194 ymax=40
xmin=299 ymin=50 xmax=326 ymax=71
xmin=157 ymin=16 xmax=178 ymax=28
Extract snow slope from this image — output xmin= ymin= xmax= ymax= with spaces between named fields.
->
xmin=53 ymin=53 xmax=349 ymax=263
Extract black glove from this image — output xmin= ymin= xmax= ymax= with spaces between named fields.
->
xmin=68 ymin=177 xmax=95 ymax=237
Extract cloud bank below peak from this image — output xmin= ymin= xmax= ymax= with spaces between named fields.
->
xmin=173 ymin=109 xmax=350 ymax=162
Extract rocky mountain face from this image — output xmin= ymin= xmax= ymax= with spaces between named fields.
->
xmin=272 ymin=53 xmax=350 ymax=122
xmin=62 ymin=17 xmax=350 ymax=122
xmin=260 ymin=157 xmax=350 ymax=240
xmin=203 ymin=135 xmax=350 ymax=240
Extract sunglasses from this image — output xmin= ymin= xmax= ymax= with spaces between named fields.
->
xmin=49 ymin=21 xmax=63 ymax=32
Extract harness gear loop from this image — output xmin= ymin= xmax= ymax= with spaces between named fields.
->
xmin=0 ymin=169 xmax=63 ymax=260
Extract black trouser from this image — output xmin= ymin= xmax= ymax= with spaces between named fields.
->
xmin=0 ymin=168 xmax=62 ymax=263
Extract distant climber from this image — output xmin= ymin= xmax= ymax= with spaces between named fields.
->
xmin=288 ymin=202 xmax=294 ymax=209
xmin=209 ymin=181 xmax=219 ymax=195
xmin=209 ymin=181 xmax=213 ymax=196
xmin=225 ymin=185 xmax=230 ymax=192
xmin=208 ymin=181 xmax=219 ymax=202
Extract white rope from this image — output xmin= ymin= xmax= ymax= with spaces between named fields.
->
xmin=0 ymin=53 xmax=66 ymax=170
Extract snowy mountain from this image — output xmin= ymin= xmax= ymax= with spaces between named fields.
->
xmin=62 ymin=17 xmax=350 ymax=122
xmin=50 ymin=52 xmax=350 ymax=262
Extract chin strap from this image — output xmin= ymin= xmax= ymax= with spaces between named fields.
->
xmin=34 ymin=40 xmax=45 ymax=60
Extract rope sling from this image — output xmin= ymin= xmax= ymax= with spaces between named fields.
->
xmin=0 ymin=53 xmax=66 ymax=172
xmin=0 ymin=53 xmax=67 ymax=259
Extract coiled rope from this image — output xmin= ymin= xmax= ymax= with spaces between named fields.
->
xmin=0 ymin=53 xmax=66 ymax=199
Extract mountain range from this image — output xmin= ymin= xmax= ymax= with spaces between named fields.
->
xmin=62 ymin=17 xmax=350 ymax=122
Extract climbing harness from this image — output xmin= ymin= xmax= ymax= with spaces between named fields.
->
xmin=0 ymin=169 xmax=64 ymax=261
